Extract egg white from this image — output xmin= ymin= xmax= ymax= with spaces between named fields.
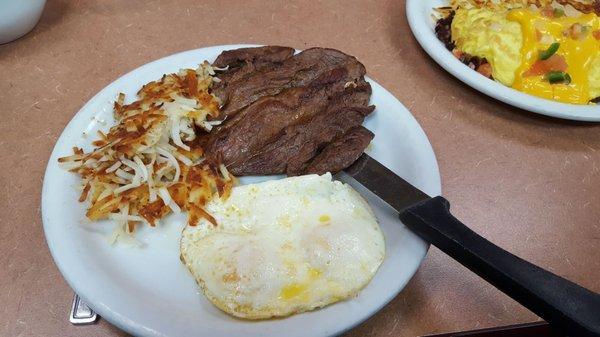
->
xmin=180 ymin=173 xmax=385 ymax=319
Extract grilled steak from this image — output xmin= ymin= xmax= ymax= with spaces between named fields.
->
xmin=206 ymin=46 xmax=375 ymax=176
xmin=302 ymin=126 xmax=374 ymax=175
xmin=214 ymin=47 xmax=367 ymax=120
xmin=212 ymin=46 xmax=295 ymax=105
xmin=212 ymin=46 xmax=295 ymax=69
xmin=228 ymin=104 xmax=374 ymax=176
xmin=207 ymin=67 xmax=353 ymax=166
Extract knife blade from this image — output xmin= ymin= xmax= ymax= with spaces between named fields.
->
xmin=341 ymin=154 xmax=600 ymax=337
xmin=421 ymin=321 xmax=563 ymax=337
xmin=341 ymin=153 xmax=430 ymax=212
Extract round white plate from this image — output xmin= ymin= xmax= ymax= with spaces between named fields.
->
xmin=406 ymin=0 xmax=600 ymax=122
xmin=42 ymin=44 xmax=441 ymax=337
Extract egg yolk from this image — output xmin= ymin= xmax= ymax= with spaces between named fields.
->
xmin=280 ymin=283 xmax=308 ymax=301
xmin=319 ymin=214 xmax=331 ymax=222
xmin=279 ymin=268 xmax=322 ymax=301
xmin=507 ymin=9 xmax=600 ymax=104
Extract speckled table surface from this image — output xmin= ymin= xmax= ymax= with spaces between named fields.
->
xmin=1 ymin=1 xmax=599 ymax=336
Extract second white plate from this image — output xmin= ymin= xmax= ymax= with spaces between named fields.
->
xmin=42 ymin=44 xmax=441 ymax=337
xmin=407 ymin=0 xmax=600 ymax=122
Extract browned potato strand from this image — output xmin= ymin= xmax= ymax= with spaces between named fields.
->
xmin=59 ymin=63 xmax=234 ymax=236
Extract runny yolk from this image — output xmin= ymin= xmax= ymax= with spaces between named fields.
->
xmin=507 ymin=9 xmax=600 ymax=104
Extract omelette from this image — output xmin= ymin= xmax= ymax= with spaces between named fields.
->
xmin=180 ymin=173 xmax=385 ymax=319
xmin=435 ymin=0 xmax=600 ymax=104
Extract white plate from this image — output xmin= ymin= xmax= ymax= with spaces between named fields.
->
xmin=406 ymin=0 xmax=600 ymax=122
xmin=42 ymin=44 xmax=441 ymax=337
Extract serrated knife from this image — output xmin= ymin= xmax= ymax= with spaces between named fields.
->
xmin=341 ymin=154 xmax=600 ymax=337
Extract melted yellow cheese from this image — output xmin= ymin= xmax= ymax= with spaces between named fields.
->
xmin=452 ymin=8 xmax=523 ymax=85
xmin=507 ymin=10 xmax=600 ymax=104
xmin=451 ymin=7 xmax=600 ymax=104
xmin=590 ymin=53 xmax=600 ymax=99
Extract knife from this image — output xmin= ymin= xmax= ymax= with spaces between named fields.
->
xmin=422 ymin=321 xmax=562 ymax=337
xmin=340 ymin=154 xmax=600 ymax=337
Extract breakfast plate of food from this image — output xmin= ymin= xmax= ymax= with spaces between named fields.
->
xmin=42 ymin=44 xmax=441 ymax=336
xmin=407 ymin=0 xmax=600 ymax=121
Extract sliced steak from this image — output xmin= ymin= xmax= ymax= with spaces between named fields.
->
xmin=212 ymin=46 xmax=295 ymax=105
xmin=229 ymin=104 xmax=375 ymax=176
xmin=214 ymin=47 xmax=367 ymax=120
xmin=213 ymin=46 xmax=295 ymax=68
xmin=302 ymin=126 xmax=374 ymax=175
xmin=207 ymin=67 xmax=354 ymax=167
xmin=227 ymin=80 xmax=372 ymax=175
xmin=326 ymin=79 xmax=372 ymax=108
xmin=214 ymin=76 xmax=371 ymax=136
xmin=205 ymin=46 xmax=375 ymax=176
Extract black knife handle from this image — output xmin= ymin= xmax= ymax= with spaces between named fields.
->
xmin=399 ymin=196 xmax=600 ymax=337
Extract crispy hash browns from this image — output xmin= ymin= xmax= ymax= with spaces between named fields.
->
xmin=58 ymin=62 xmax=235 ymax=237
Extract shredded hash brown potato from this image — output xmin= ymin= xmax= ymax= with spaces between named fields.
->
xmin=58 ymin=62 xmax=235 ymax=238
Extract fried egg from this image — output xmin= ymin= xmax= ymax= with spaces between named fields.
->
xmin=450 ymin=3 xmax=600 ymax=104
xmin=180 ymin=173 xmax=385 ymax=319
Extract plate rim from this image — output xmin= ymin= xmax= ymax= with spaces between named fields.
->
xmin=406 ymin=0 xmax=600 ymax=122
xmin=42 ymin=44 xmax=441 ymax=337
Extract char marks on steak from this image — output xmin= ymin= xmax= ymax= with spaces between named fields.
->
xmin=211 ymin=46 xmax=295 ymax=106
xmin=206 ymin=46 xmax=375 ymax=176
xmin=228 ymin=103 xmax=374 ymax=176
xmin=212 ymin=46 xmax=296 ymax=69
xmin=214 ymin=47 xmax=367 ymax=120
xmin=207 ymin=67 xmax=352 ymax=166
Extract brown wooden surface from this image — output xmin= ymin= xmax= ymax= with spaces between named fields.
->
xmin=1 ymin=1 xmax=599 ymax=336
